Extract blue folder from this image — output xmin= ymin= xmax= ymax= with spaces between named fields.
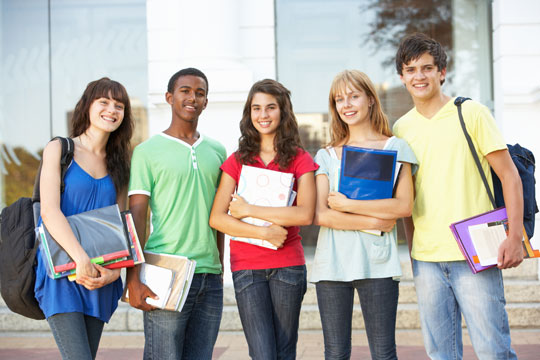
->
xmin=339 ymin=146 xmax=397 ymax=200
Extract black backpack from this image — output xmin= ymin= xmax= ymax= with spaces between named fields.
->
xmin=455 ymin=97 xmax=538 ymax=239
xmin=0 ymin=137 xmax=74 ymax=320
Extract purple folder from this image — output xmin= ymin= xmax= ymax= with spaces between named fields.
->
xmin=449 ymin=207 xmax=508 ymax=274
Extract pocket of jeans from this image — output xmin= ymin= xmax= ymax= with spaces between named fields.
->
xmin=275 ymin=265 xmax=307 ymax=286
xmin=232 ymin=270 xmax=253 ymax=293
xmin=369 ymin=237 xmax=391 ymax=263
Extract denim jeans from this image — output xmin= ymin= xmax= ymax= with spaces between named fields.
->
xmin=233 ymin=265 xmax=307 ymax=360
xmin=316 ymin=278 xmax=399 ymax=360
xmin=413 ymin=259 xmax=517 ymax=360
xmin=47 ymin=312 xmax=105 ymax=360
xmin=143 ymin=273 xmax=223 ymax=360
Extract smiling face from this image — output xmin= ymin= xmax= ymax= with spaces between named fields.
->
xmin=88 ymin=95 xmax=125 ymax=133
xmin=166 ymin=75 xmax=208 ymax=123
xmin=334 ymin=85 xmax=372 ymax=127
xmin=250 ymin=92 xmax=281 ymax=137
xmin=400 ymin=52 xmax=446 ymax=102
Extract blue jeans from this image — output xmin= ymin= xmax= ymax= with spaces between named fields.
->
xmin=233 ymin=265 xmax=307 ymax=360
xmin=413 ymin=260 xmax=517 ymax=360
xmin=143 ymin=273 xmax=223 ymax=360
xmin=316 ymin=278 xmax=399 ymax=360
xmin=47 ymin=312 xmax=104 ymax=360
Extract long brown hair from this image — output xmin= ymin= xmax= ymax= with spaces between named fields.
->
xmin=236 ymin=79 xmax=303 ymax=170
xmin=328 ymin=70 xmax=392 ymax=147
xmin=70 ymin=77 xmax=133 ymax=192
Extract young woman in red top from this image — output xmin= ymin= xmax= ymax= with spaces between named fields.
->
xmin=210 ymin=79 xmax=317 ymax=360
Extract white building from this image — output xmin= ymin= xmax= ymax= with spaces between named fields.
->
xmin=1 ymin=0 xmax=539 ymax=268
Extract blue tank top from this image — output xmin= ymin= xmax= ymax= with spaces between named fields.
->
xmin=34 ymin=161 xmax=123 ymax=323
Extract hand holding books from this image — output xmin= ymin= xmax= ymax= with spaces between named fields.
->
xmin=229 ymin=165 xmax=295 ymax=250
xmin=450 ymin=207 xmax=539 ymax=273
xmin=337 ymin=145 xmax=400 ymax=236
xmin=38 ymin=204 xmax=145 ymax=280
xmin=123 ymin=251 xmax=196 ymax=312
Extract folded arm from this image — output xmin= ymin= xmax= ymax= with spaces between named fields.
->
xmin=228 ymin=171 xmax=316 ymax=227
xmin=313 ymin=173 xmax=396 ymax=232
xmin=327 ymin=162 xmax=414 ymax=220
xmin=209 ymin=173 xmax=288 ymax=248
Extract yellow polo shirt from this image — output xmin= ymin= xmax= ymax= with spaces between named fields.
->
xmin=393 ymin=98 xmax=507 ymax=261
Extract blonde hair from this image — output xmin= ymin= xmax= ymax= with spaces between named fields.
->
xmin=327 ymin=70 xmax=392 ymax=147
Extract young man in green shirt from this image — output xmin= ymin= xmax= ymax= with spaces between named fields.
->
xmin=127 ymin=68 xmax=226 ymax=360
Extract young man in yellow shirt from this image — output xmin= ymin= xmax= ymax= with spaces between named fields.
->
xmin=393 ymin=33 xmax=523 ymax=359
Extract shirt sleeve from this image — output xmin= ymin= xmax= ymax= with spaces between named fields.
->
xmin=293 ymin=149 xmax=319 ymax=179
xmin=128 ymin=144 xmax=153 ymax=197
xmin=220 ymin=152 xmax=242 ymax=183
xmin=314 ymin=148 xmax=330 ymax=177
xmin=392 ymin=137 xmax=419 ymax=176
xmin=469 ymin=102 xmax=507 ymax=157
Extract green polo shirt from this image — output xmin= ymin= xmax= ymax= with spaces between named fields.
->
xmin=129 ymin=133 xmax=226 ymax=274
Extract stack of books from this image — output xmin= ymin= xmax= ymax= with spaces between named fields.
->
xmin=122 ymin=251 xmax=196 ymax=312
xmin=37 ymin=204 xmax=144 ymax=280
xmin=230 ymin=165 xmax=295 ymax=250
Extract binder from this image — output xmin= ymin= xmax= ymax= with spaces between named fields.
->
xmin=38 ymin=204 xmax=131 ymax=279
xmin=139 ymin=263 xmax=175 ymax=309
xmin=339 ymin=145 xmax=397 ymax=200
xmin=64 ymin=211 xmax=145 ymax=281
xmin=449 ymin=207 xmax=540 ymax=274
xmin=230 ymin=165 xmax=295 ymax=250
xmin=338 ymin=146 xmax=398 ymax=236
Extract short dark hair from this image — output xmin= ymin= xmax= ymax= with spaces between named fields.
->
xmin=167 ymin=67 xmax=209 ymax=94
xmin=395 ymin=33 xmax=448 ymax=84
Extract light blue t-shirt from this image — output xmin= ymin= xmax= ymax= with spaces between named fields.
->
xmin=310 ymin=136 xmax=418 ymax=282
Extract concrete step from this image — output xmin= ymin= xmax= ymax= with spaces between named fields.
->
xmin=1 ymin=256 xmax=538 ymax=332
xmin=3 ymin=301 xmax=539 ymax=332
xmin=2 ymin=280 xmax=540 ymax=332
xmin=223 ymin=279 xmax=540 ymax=306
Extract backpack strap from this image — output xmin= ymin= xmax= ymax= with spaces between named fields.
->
xmin=31 ymin=137 xmax=75 ymax=203
xmin=454 ymin=97 xmax=497 ymax=209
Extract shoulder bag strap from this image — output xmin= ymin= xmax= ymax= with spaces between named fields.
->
xmin=32 ymin=137 xmax=75 ymax=202
xmin=454 ymin=97 xmax=496 ymax=208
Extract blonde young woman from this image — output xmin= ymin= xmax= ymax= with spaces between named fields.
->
xmin=311 ymin=70 xmax=417 ymax=360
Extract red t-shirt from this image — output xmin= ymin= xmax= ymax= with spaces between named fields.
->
xmin=220 ymin=149 xmax=319 ymax=272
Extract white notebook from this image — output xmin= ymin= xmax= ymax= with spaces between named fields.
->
xmin=231 ymin=165 xmax=295 ymax=250
xmin=139 ymin=263 xmax=175 ymax=309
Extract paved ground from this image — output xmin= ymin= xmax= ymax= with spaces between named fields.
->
xmin=1 ymin=329 xmax=539 ymax=359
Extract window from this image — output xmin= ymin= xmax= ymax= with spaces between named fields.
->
xmin=276 ymin=0 xmax=493 ymax=245
xmin=0 ymin=0 xmax=148 ymax=207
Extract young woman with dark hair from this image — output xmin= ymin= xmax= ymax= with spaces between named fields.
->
xmin=35 ymin=77 xmax=133 ymax=360
xmin=210 ymin=79 xmax=317 ymax=360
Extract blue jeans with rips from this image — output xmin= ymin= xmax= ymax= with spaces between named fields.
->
xmin=232 ymin=265 xmax=307 ymax=360
xmin=316 ymin=278 xmax=399 ymax=360
xmin=47 ymin=312 xmax=105 ymax=360
xmin=143 ymin=273 xmax=223 ymax=360
xmin=413 ymin=259 xmax=517 ymax=360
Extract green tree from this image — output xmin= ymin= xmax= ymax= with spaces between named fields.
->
xmin=361 ymin=0 xmax=453 ymax=68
